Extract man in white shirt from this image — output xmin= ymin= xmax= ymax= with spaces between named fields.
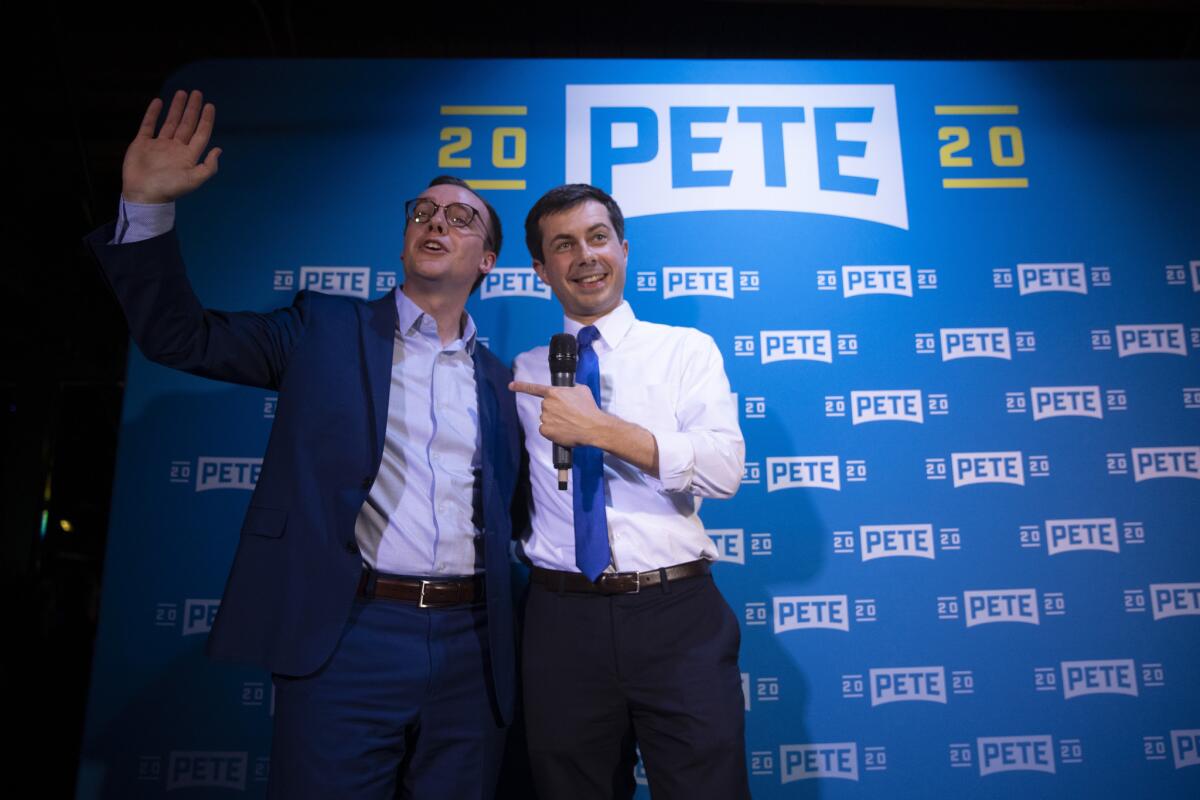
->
xmin=510 ymin=184 xmax=751 ymax=799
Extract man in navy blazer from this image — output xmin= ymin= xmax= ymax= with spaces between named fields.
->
xmin=88 ymin=89 xmax=523 ymax=799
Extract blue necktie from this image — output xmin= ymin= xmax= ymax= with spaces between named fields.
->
xmin=573 ymin=325 xmax=611 ymax=581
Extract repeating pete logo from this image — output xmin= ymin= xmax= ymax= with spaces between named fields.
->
xmin=767 ymin=456 xmax=839 ymax=490
xmin=773 ymin=595 xmax=877 ymax=632
xmin=767 ymin=455 xmax=867 ymax=490
xmin=708 ymin=529 xmax=744 ymax=564
xmin=779 ymin=743 xmax=888 ymax=782
xmin=165 ymin=751 xmax=248 ymax=791
xmin=939 ymin=588 xmax=1065 ymax=626
xmin=992 ymin=262 xmax=1111 ymax=295
xmin=814 ymin=264 xmax=940 ymax=297
xmin=849 ymin=390 xmax=923 ymax=424
xmin=1034 ymin=518 xmax=1127 ymax=555
xmin=857 ymin=524 xmax=936 ymax=560
xmin=914 ymin=327 xmax=1036 ymax=360
xmin=775 ymin=595 xmax=850 ymax=632
xmin=1115 ymin=324 xmax=1190 ymax=357
xmin=841 ymin=665 xmax=975 ymax=704
xmin=965 ymin=589 xmax=1040 ymax=626
xmin=1131 ymin=447 xmax=1200 ymax=482
xmin=842 ymin=264 xmax=910 ymax=297
xmin=867 ymin=666 xmax=947 ymax=705
xmin=977 ymin=735 xmax=1057 ymax=776
xmin=194 ymin=457 xmax=263 ymax=491
xmin=1035 ymin=658 xmax=1162 ymax=699
xmin=1139 ymin=583 xmax=1200 ymax=620
xmin=834 ymin=523 xmax=963 ymax=560
xmin=273 ymin=266 xmax=382 ymax=299
xmin=1144 ymin=730 xmax=1200 ymax=769
xmin=565 ymin=83 xmax=908 ymax=229
xmin=926 ymin=451 xmax=1049 ymax=486
xmin=640 ymin=266 xmax=762 ymax=299
xmin=1173 ymin=730 xmax=1200 ymax=769
xmin=1092 ymin=323 xmax=1199 ymax=356
xmin=479 ymin=267 xmax=551 ymax=300
xmin=708 ymin=529 xmax=774 ymax=563
xmin=742 ymin=672 xmax=782 ymax=710
xmin=182 ymin=599 xmax=220 ymax=635
xmin=154 ymin=599 xmax=221 ymax=634
xmin=826 ymin=390 xmax=949 ymax=422
xmin=758 ymin=330 xmax=857 ymax=363
xmin=1023 ymin=386 xmax=1111 ymax=420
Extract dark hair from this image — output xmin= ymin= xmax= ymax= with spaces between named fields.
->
xmin=425 ymin=175 xmax=502 ymax=293
xmin=524 ymin=184 xmax=625 ymax=263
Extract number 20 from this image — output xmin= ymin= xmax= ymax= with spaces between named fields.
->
xmin=439 ymin=127 xmax=527 ymax=169
xmin=939 ymin=126 xmax=1025 ymax=168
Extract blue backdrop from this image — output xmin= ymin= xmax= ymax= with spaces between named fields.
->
xmin=78 ymin=59 xmax=1199 ymax=798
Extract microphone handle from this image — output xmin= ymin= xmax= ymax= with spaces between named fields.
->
xmin=550 ymin=369 xmax=574 ymax=488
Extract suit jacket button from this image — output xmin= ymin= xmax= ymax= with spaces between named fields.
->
xmin=361 ymin=477 xmax=372 ymax=490
xmin=345 ymin=540 xmax=358 ymax=554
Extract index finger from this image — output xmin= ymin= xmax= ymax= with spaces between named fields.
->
xmin=137 ymin=97 xmax=163 ymax=139
xmin=509 ymin=381 xmax=550 ymax=398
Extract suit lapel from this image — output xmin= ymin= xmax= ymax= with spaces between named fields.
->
xmin=474 ymin=349 xmax=499 ymax=486
xmin=361 ymin=289 xmax=399 ymax=466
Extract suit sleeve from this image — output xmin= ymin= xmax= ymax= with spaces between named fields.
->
xmin=86 ymin=222 xmax=309 ymax=391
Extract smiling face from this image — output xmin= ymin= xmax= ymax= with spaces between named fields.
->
xmin=400 ymin=182 xmax=495 ymax=295
xmin=532 ymin=199 xmax=628 ymax=324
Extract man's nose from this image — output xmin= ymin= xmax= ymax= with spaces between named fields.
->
xmin=425 ymin=206 xmax=449 ymax=232
xmin=578 ymin=241 xmax=598 ymax=265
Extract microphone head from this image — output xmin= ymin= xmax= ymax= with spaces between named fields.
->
xmin=549 ymin=333 xmax=578 ymax=372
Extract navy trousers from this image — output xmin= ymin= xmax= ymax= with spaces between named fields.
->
xmin=522 ymin=573 xmax=750 ymax=800
xmin=268 ymin=594 xmax=507 ymax=799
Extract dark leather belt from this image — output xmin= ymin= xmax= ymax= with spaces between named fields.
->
xmin=357 ymin=570 xmax=485 ymax=608
xmin=531 ymin=559 xmax=711 ymax=595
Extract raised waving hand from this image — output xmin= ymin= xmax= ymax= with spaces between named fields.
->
xmin=122 ymin=89 xmax=221 ymax=204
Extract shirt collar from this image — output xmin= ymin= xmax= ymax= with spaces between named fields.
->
xmin=563 ymin=300 xmax=635 ymax=350
xmin=395 ymin=286 xmax=477 ymax=354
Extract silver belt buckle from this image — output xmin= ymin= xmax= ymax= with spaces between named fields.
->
xmin=629 ymin=571 xmax=641 ymax=594
xmin=417 ymin=580 xmax=433 ymax=608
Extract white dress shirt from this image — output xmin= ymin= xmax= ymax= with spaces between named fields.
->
xmin=513 ymin=300 xmax=745 ymax=573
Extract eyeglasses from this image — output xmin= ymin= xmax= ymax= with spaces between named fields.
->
xmin=405 ymin=197 xmax=489 ymax=240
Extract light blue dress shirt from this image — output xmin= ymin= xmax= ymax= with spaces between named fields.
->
xmin=114 ymin=198 xmax=483 ymax=577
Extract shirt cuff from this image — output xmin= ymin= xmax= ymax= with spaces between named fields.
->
xmin=653 ymin=429 xmax=696 ymax=492
xmin=112 ymin=196 xmax=175 ymax=244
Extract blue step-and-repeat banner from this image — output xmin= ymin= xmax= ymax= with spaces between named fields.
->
xmin=78 ymin=60 xmax=1199 ymax=798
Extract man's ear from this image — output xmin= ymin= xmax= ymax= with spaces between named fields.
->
xmin=531 ymin=259 xmax=546 ymax=281
xmin=478 ymin=250 xmax=497 ymax=275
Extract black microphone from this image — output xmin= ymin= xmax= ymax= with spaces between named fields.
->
xmin=548 ymin=333 xmax=578 ymax=490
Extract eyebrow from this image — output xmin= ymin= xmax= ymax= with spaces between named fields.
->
xmin=551 ymin=223 xmax=611 ymax=243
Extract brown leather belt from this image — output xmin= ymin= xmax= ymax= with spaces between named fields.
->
xmin=530 ymin=559 xmax=711 ymax=595
xmin=357 ymin=571 xmax=485 ymax=608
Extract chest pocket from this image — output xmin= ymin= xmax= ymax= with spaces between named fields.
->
xmin=606 ymin=382 xmax=679 ymax=432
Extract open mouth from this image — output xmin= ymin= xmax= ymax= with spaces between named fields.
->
xmin=421 ymin=240 xmax=448 ymax=253
xmin=573 ymin=272 xmax=608 ymax=287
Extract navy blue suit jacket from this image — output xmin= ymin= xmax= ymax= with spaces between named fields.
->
xmin=88 ymin=224 xmax=521 ymax=724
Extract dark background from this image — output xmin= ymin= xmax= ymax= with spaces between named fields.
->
xmin=4 ymin=1 xmax=1196 ymax=796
